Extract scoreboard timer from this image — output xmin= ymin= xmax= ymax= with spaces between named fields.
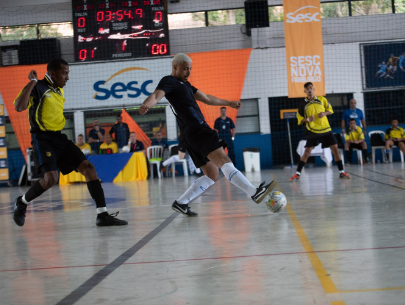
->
xmin=72 ymin=0 xmax=170 ymax=62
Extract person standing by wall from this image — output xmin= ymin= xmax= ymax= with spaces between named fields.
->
xmin=214 ymin=107 xmax=236 ymax=165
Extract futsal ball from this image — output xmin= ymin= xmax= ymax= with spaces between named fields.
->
xmin=265 ymin=191 xmax=287 ymax=213
xmin=122 ymin=146 xmax=130 ymax=153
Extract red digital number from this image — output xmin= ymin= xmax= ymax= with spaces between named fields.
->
xmin=151 ymin=44 xmax=167 ymax=55
xmin=122 ymin=41 xmax=127 ymax=51
xmin=154 ymin=12 xmax=162 ymax=22
xmin=97 ymin=11 xmax=104 ymax=22
xmin=117 ymin=10 xmax=123 ymax=20
xmin=105 ymin=11 xmax=112 ymax=21
xmin=79 ymin=49 xmax=87 ymax=61
xmin=92 ymin=49 xmax=95 ymax=59
xmin=110 ymin=3 xmax=116 ymax=7
xmin=144 ymin=1 xmax=150 ymax=5
xmin=135 ymin=8 xmax=143 ymax=18
xmin=124 ymin=10 xmax=132 ymax=19
xmin=88 ymin=4 xmax=95 ymax=9
xmin=99 ymin=4 xmax=106 ymax=9
xmin=77 ymin=5 xmax=83 ymax=10
xmin=154 ymin=0 xmax=161 ymax=4
xmin=78 ymin=17 xmax=85 ymax=28
xmin=133 ymin=1 xmax=139 ymax=5
xmin=122 ymin=2 xmax=129 ymax=7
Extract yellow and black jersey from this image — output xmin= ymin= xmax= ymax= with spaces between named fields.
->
xmin=385 ymin=127 xmax=405 ymax=140
xmin=388 ymin=57 xmax=399 ymax=66
xmin=345 ymin=126 xmax=364 ymax=141
xmin=14 ymin=74 xmax=65 ymax=133
xmin=296 ymin=96 xmax=333 ymax=134
xmin=76 ymin=142 xmax=92 ymax=153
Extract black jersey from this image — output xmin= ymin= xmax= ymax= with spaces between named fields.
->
xmin=156 ymin=75 xmax=205 ymax=133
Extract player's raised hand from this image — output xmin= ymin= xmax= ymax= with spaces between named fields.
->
xmin=230 ymin=101 xmax=242 ymax=109
xmin=139 ymin=104 xmax=150 ymax=115
xmin=28 ymin=70 xmax=38 ymax=82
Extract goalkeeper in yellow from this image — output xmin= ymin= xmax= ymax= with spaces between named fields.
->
xmin=290 ymin=82 xmax=351 ymax=181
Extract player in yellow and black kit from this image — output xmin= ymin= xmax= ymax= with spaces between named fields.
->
xmin=384 ymin=118 xmax=405 ymax=161
xmin=344 ymin=118 xmax=370 ymax=165
xmin=12 ymin=58 xmax=127 ymax=227
xmin=290 ymin=82 xmax=351 ymax=181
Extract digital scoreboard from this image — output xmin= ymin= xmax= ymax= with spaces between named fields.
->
xmin=72 ymin=0 xmax=170 ymax=62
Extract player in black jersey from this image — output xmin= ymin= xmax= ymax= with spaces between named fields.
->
xmin=139 ymin=53 xmax=278 ymax=216
xmin=12 ymin=58 xmax=127 ymax=227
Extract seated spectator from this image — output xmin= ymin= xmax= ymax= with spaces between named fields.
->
xmin=385 ymin=118 xmax=405 ymax=161
xmin=344 ymin=119 xmax=370 ymax=165
xmin=151 ymin=131 xmax=168 ymax=150
xmin=76 ymin=134 xmax=91 ymax=155
xmin=99 ymin=133 xmax=118 ymax=154
xmin=126 ymin=132 xmax=145 ymax=153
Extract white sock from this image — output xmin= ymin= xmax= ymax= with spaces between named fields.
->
xmin=163 ymin=155 xmax=180 ymax=167
xmin=177 ymin=176 xmax=215 ymax=205
xmin=295 ymin=172 xmax=301 ymax=175
xmin=21 ymin=195 xmax=29 ymax=204
xmin=340 ymin=170 xmax=345 ymax=173
xmin=97 ymin=207 xmax=108 ymax=214
xmin=187 ymin=156 xmax=197 ymax=173
xmin=221 ymin=162 xmax=257 ymax=197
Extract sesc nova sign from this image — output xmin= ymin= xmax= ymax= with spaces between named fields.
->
xmin=286 ymin=6 xmax=320 ymax=23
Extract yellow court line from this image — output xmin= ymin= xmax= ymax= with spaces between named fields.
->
xmin=338 ymin=286 xmax=405 ymax=293
xmin=273 ymin=176 xmax=346 ymax=305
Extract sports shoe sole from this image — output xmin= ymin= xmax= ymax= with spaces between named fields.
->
xmin=172 ymin=206 xmax=198 ymax=217
xmin=255 ymin=180 xmax=278 ymax=204
xmin=290 ymin=178 xmax=299 ymax=182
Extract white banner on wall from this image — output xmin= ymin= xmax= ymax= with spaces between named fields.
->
xmin=64 ymin=57 xmax=173 ymax=110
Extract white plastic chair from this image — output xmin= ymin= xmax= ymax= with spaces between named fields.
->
xmin=168 ymin=144 xmax=188 ymax=177
xmin=147 ymin=145 xmax=163 ymax=178
xmin=389 ymin=146 xmax=404 ymax=163
xmin=369 ymin=131 xmax=386 ymax=164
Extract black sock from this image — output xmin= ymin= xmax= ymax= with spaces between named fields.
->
xmin=336 ymin=160 xmax=344 ymax=171
xmin=363 ymin=149 xmax=368 ymax=160
xmin=24 ymin=180 xmax=47 ymax=202
xmin=87 ymin=179 xmax=107 ymax=209
xmin=296 ymin=160 xmax=306 ymax=173
xmin=345 ymin=150 xmax=351 ymax=163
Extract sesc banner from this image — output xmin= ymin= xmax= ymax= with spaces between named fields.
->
xmin=283 ymin=0 xmax=325 ymax=98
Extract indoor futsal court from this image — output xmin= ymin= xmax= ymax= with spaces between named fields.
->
xmin=1 ymin=165 xmax=405 ymax=304
xmin=1 ymin=0 xmax=405 ymax=304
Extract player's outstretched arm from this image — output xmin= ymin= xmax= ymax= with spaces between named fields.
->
xmin=194 ymin=90 xmax=241 ymax=109
xmin=139 ymin=89 xmax=166 ymax=115
xmin=15 ymin=70 xmax=38 ymax=112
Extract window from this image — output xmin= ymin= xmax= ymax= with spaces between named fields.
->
xmin=364 ymin=90 xmax=405 ymax=126
xmin=39 ymin=22 xmax=73 ymax=38
xmin=395 ymin=0 xmax=405 ymax=13
xmin=269 ymin=6 xmax=284 ymax=22
xmin=168 ymin=12 xmax=206 ymax=30
xmin=321 ymin=1 xmax=349 ymax=18
xmin=0 ymin=25 xmax=37 ymax=42
xmin=235 ymin=99 xmax=260 ymax=134
xmin=63 ymin=112 xmax=75 ymax=141
xmin=83 ymin=106 xmax=167 ymax=141
xmin=351 ymin=0 xmax=393 ymax=16
xmin=5 ymin=117 xmax=19 ymax=150
xmin=208 ymin=9 xmax=245 ymax=26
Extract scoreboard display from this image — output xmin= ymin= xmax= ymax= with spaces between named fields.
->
xmin=72 ymin=0 xmax=170 ymax=62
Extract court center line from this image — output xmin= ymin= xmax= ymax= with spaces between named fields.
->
xmin=346 ymin=171 xmax=405 ymax=190
xmin=272 ymin=175 xmax=339 ymax=295
xmin=55 ymin=212 xmax=179 ymax=305
xmin=2 ymin=245 xmax=405 ymax=273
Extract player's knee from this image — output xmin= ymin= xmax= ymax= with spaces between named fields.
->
xmin=43 ymin=172 xmax=58 ymax=188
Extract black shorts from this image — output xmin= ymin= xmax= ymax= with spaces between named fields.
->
xmin=389 ymin=139 xmax=405 ymax=147
xmin=349 ymin=143 xmax=363 ymax=150
xmin=305 ymin=132 xmax=337 ymax=149
xmin=170 ymin=135 xmax=187 ymax=156
xmin=183 ymin=123 xmax=227 ymax=168
xmin=32 ymin=132 xmax=87 ymax=175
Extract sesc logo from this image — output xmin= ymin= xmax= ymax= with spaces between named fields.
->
xmin=93 ymin=67 xmax=153 ymax=100
xmin=286 ymin=6 xmax=320 ymax=23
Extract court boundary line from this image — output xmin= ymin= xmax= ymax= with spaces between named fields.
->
xmin=363 ymin=168 xmax=405 ymax=180
xmin=2 ymin=245 xmax=405 ymax=273
xmin=55 ymin=212 xmax=179 ymax=305
xmin=346 ymin=171 xmax=405 ymax=190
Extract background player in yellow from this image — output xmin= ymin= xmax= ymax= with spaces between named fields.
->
xmin=384 ymin=118 xmax=405 ymax=161
xmin=100 ymin=133 xmax=119 ymax=154
xmin=290 ymin=82 xmax=351 ymax=181
xmin=344 ymin=118 xmax=370 ymax=165
xmin=76 ymin=134 xmax=91 ymax=155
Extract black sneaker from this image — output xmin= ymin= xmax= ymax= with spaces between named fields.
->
xmin=172 ymin=201 xmax=198 ymax=217
xmin=96 ymin=211 xmax=128 ymax=226
xmin=13 ymin=196 xmax=27 ymax=227
xmin=251 ymin=180 xmax=278 ymax=204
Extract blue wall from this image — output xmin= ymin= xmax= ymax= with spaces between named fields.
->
xmin=234 ymin=133 xmax=272 ymax=170
xmin=7 ymin=149 xmax=25 ymax=181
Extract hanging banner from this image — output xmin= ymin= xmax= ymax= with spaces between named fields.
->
xmin=283 ymin=0 xmax=325 ymax=97
xmin=0 ymin=105 xmax=9 ymax=181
